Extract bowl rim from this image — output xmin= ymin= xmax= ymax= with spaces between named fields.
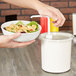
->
xmin=1 ymin=20 xmax=42 ymax=34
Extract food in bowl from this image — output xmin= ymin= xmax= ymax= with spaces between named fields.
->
xmin=4 ymin=21 xmax=39 ymax=33
xmin=1 ymin=20 xmax=41 ymax=42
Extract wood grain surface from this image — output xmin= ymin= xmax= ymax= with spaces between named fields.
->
xmin=0 ymin=39 xmax=76 ymax=76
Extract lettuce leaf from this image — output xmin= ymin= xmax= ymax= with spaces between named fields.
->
xmin=27 ymin=21 xmax=38 ymax=30
xmin=27 ymin=21 xmax=38 ymax=26
xmin=16 ymin=21 xmax=24 ymax=25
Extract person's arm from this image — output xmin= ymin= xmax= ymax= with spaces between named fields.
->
xmin=2 ymin=0 xmax=39 ymax=10
xmin=2 ymin=0 xmax=65 ymax=27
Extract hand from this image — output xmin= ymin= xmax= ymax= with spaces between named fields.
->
xmin=0 ymin=33 xmax=35 ymax=48
xmin=35 ymin=1 xmax=65 ymax=27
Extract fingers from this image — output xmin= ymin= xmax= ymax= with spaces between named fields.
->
xmin=53 ymin=16 xmax=64 ymax=27
xmin=7 ymin=33 xmax=21 ymax=40
xmin=11 ymin=40 xmax=35 ymax=48
xmin=53 ymin=9 xmax=66 ymax=27
xmin=37 ymin=3 xmax=65 ymax=27
xmin=47 ymin=6 xmax=65 ymax=27
xmin=59 ymin=13 xmax=66 ymax=26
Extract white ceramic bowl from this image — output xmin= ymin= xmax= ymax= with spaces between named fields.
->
xmin=1 ymin=20 xmax=41 ymax=42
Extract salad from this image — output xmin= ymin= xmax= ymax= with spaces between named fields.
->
xmin=4 ymin=21 xmax=39 ymax=33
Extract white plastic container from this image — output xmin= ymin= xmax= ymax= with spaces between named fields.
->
xmin=39 ymin=32 xmax=73 ymax=73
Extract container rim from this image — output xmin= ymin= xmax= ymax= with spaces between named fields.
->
xmin=39 ymin=32 xmax=74 ymax=42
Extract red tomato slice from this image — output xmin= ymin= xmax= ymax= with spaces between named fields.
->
xmin=30 ymin=29 xmax=33 ymax=31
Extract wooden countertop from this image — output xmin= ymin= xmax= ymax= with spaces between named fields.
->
xmin=0 ymin=38 xmax=76 ymax=76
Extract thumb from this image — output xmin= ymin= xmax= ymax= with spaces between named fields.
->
xmin=8 ymin=33 xmax=21 ymax=40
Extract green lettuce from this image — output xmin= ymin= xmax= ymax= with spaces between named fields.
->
xmin=27 ymin=21 xmax=38 ymax=30
xmin=16 ymin=21 xmax=24 ymax=25
xmin=16 ymin=21 xmax=39 ymax=33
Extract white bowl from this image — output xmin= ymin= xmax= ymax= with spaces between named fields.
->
xmin=1 ymin=20 xmax=41 ymax=42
